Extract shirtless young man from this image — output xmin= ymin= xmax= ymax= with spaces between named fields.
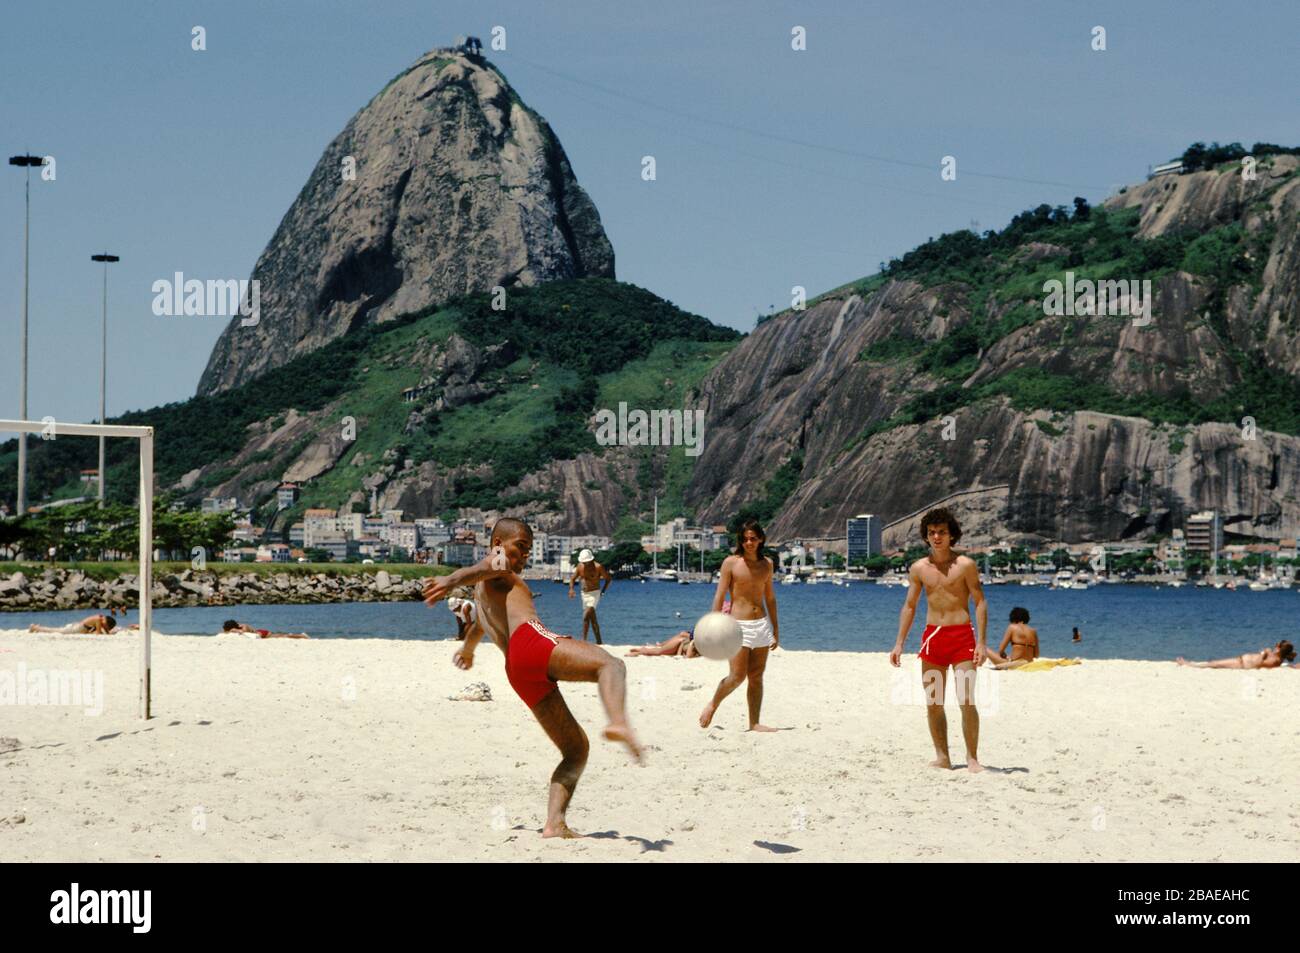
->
xmin=699 ymin=519 xmax=780 ymax=732
xmin=423 ymin=518 xmax=642 ymax=839
xmin=986 ymin=607 xmax=1038 ymax=669
xmin=1176 ymin=640 xmax=1294 ymax=669
xmin=889 ymin=507 xmax=989 ymax=772
xmin=568 ymin=549 xmax=611 ymax=644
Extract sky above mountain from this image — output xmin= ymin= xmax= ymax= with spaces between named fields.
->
xmin=1 ymin=0 xmax=1295 ymax=423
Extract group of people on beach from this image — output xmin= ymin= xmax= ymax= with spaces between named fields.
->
xmin=421 ymin=505 xmax=1298 ymax=837
xmin=19 ymin=503 xmax=1293 ymax=840
xmin=423 ymin=508 xmax=999 ymax=832
xmin=27 ymin=613 xmax=308 ymax=639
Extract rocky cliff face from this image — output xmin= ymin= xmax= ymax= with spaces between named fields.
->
xmin=198 ymin=48 xmax=614 ymax=395
xmin=170 ymin=150 xmax=1297 ymax=547
xmin=684 ymin=158 xmax=1300 ymax=544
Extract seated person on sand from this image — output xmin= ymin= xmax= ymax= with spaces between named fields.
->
xmin=982 ymin=607 xmax=1039 ymax=669
xmin=220 ymin=619 xmax=309 ymax=640
xmin=1176 ymin=640 xmax=1294 ymax=670
xmin=445 ymin=585 xmax=478 ymax=641
xmin=627 ymin=630 xmax=700 ymax=658
xmin=28 ymin=613 xmax=118 ymax=635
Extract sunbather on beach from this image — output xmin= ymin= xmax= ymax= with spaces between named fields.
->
xmin=28 ymin=613 xmax=117 ymax=634
xmin=423 ymin=517 xmax=642 ymax=840
xmin=1176 ymin=640 xmax=1294 ymax=669
xmin=984 ymin=607 xmax=1039 ymax=669
xmin=221 ymin=620 xmax=309 ymax=639
xmin=627 ymin=629 xmax=700 ymax=657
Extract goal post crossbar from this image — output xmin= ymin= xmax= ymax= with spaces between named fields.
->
xmin=0 ymin=418 xmax=154 ymax=719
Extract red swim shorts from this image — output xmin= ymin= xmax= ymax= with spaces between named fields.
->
xmin=918 ymin=623 xmax=976 ymax=667
xmin=506 ymin=619 xmax=568 ymax=708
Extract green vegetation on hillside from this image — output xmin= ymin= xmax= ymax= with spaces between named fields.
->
xmin=857 ymin=361 xmax=1300 ymax=444
xmin=416 ymin=280 xmax=738 ymax=511
xmin=0 ymin=499 xmax=234 ymax=561
xmin=728 ymin=451 xmax=805 ymax=531
xmin=1177 ymin=140 xmax=1300 ymax=172
xmin=842 ymin=159 xmax=1299 ymax=440
xmin=0 ymin=280 xmax=739 ymax=516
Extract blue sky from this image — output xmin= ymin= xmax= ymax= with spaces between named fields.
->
xmin=1 ymin=0 xmax=1295 ymax=421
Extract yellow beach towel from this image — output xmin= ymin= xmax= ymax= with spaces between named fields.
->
xmin=1012 ymin=658 xmax=1082 ymax=672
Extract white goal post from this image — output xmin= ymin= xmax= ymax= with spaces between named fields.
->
xmin=1 ymin=419 xmax=154 ymax=719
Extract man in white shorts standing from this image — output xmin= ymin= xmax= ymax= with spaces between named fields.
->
xmin=699 ymin=518 xmax=780 ymax=731
xmin=568 ymin=548 xmax=611 ymax=644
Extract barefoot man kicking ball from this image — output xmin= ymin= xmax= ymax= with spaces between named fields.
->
xmin=423 ymin=518 xmax=643 ymax=839
xmin=568 ymin=548 xmax=611 ymax=644
xmin=889 ymin=507 xmax=989 ymax=772
xmin=699 ymin=518 xmax=780 ymax=732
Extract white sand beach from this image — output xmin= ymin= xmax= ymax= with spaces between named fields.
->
xmin=1 ymin=629 xmax=1297 ymax=862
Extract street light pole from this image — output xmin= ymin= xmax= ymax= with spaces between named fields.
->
xmin=9 ymin=154 xmax=43 ymax=515
xmin=91 ymin=254 xmax=120 ymax=507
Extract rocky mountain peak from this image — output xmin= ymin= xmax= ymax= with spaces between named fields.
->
xmin=198 ymin=47 xmax=614 ymax=395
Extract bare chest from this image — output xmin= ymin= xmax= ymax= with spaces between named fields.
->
xmin=917 ymin=562 xmax=967 ymax=597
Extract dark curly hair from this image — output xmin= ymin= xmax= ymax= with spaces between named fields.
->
xmin=919 ymin=507 xmax=962 ymax=545
xmin=1279 ymin=640 xmax=1296 ymax=663
xmin=1009 ymin=607 xmax=1030 ymax=623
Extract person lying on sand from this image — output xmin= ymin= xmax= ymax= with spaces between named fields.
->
xmin=1176 ymin=640 xmax=1294 ymax=669
xmin=221 ymin=620 xmax=309 ymax=640
xmin=28 ymin=613 xmax=118 ymax=635
xmin=983 ymin=607 xmax=1039 ymax=669
xmin=627 ymin=629 xmax=700 ymax=658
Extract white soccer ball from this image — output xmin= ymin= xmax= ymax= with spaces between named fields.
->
xmin=693 ymin=611 xmax=742 ymax=660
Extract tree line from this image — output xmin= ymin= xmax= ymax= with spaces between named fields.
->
xmin=0 ymin=500 xmax=235 ymax=563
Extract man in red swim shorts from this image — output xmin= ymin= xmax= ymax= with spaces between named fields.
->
xmin=422 ymin=518 xmax=643 ymax=839
xmin=888 ymin=507 xmax=989 ymax=773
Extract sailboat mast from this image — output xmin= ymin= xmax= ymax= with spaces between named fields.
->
xmin=652 ymin=496 xmax=658 ymax=573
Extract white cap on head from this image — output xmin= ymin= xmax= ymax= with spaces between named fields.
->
xmin=578 ymin=549 xmax=595 ymax=563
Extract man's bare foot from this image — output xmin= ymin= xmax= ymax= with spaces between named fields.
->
xmin=699 ymin=703 xmax=716 ymax=728
xmin=748 ymin=724 xmax=779 ymax=732
xmin=929 ymin=757 xmax=952 ymax=769
xmin=603 ymin=723 xmax=644 ymax=762
xmin=967 ymin=757 xmax=984 ymax=774
xmin=541 ymin=821 xmax=583 ymax=839
xmin=28 ymin=624 xmax=37 ymax=632
xmin=1175 ymin=657 xmax=1188 ymax=666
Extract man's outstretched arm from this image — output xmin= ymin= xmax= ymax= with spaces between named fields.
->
xmin=425 ymin=554 xmax=512 ymax=605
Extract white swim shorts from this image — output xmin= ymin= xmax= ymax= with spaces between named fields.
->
xmin=737 ymin=616 xmax=773 ymax=649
